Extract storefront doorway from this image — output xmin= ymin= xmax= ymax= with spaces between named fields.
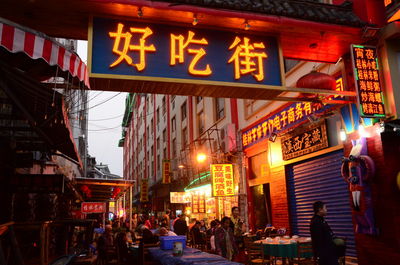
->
xmin=286 ymin=150 xmax=356 ymax=257
xmin=250 ymin=184 xmax=272 ymax=230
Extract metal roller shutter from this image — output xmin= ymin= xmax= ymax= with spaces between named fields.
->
xmin=287 ymin=150 xmax=357 ymax=257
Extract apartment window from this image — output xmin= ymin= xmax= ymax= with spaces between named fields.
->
xmin=181 ymin=101 xmax=187 ymax=121
xmin=172 ymin=138 xmax=177 ymax=157
xmin=182 ymin=127 xmax=187 ymax=148
xmin=150 ymin=118 xmax=154 ymax=133
xmin=156 ymin=107 xmax=160 ymax=124
xmin=163 ymin=128 xmax=167 ymax=143
xmin=157 ymin=137 xmax=160 ymax=150
xmin=151 ymin=145 xmax=154 ymax=157
xmin=197 ymin=111 xmax=205 ymax=135
xmin=215 ymin=98 xmax=225 ymax=121
xmin=162 ymin=96 xmax=166 ymax=116
xmin=163 ymin=147 xmax=167 ymax=160
xmin=171 ymin=116 xmax=176 ymax=132
xmin=146 ymin=96 xmax=149 ymax=113
xmin=196 ymin=96 xmax=203 ymax=104
xmin=146 ymin=126 xmax=149 ymax=139
xmin=157 ymin=154 xmax=160 ymax=172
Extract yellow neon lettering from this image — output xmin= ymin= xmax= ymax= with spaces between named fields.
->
xmin=129 ymin=27 xmax=156 ymax=71
xmin=170 ymin=31 xmax=212 ymax=76
xmin=109 ymin=23 xmax=133 ymax=67
xmin=228 ymin=37 xmax=268 ymax=81
xmin=108 ymin=23 xmax=156 ymax=71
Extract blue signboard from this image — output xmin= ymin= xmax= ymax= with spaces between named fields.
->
xmin=88 ymin=17 xmax=283 ymax=87
xmin=241 ymin=102 xmax=335 ymax=149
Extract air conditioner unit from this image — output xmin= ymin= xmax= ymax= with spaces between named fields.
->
xmin=219 ymin=123 xmax=237 ymax=153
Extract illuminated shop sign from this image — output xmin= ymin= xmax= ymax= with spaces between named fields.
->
xmin=170 ymin=192 xmax=191 ymax=204
xmin=281 ymin=121 xmax=328 ymax=160
xmin=351 ymin=45 xmax=385 ymax=118
xmin=89 ymin=17 xmax=283 ymax=87
xmin=140 ymin=179 xmax=149 ymax=202
xmin=211 ymin=164 xmax=235 ymax=197
xmin=81 ymin=202 xmax=105 ymax=213
xmin=242 ymin=102 xmax=333 ymax=149
xmin=192 ymin=193 xmax=206 ymax=214
xmin=162 ymin=159 xmax=171 ymax=184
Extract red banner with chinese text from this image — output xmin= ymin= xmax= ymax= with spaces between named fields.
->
xmin=162 ymin=160 xmax=171 ymax=184
xmin=81 ymin=202 xmax=105 ymax=213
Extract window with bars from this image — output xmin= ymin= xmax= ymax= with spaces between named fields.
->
xmin=181 ymin=101 xmax=187 ymax=121
xmin=215 ymin=98 xmax=225 ymax=121
xmin=197 ymin=111 xmax=205 ymax=135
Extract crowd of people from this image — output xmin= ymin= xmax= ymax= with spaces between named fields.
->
xmin=88 ymin=206 xmax=247 ymax=263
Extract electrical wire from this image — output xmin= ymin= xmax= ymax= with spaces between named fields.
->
xmin=88 ymin=113 xmax=124 ymax=121
xmin=68 ymin=92 xmax=123 ymax=115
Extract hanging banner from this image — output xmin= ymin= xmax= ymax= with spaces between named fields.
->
xmin=281 ymin=121 xmax=328 ymax=160
xmin=162 ymin=159 xmax=171 ymax=184
xmin=81 ymin=202 xmax=106 ymax=214
xmin=170 ymin=192 xmax=191 ymax=204
xmin=140 ymin=179 xmax=149 ymax=202
xmin=350 ymin=45 xmax=385 ymax=118
xmin=198 ymin=193 xmax=206 ymax=213
xmin=89 ymin=17 xmax=283 ymax=88
xmin=211 ymin=164 xmax=235 ymax=197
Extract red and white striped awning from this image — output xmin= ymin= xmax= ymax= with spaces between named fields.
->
xmin=0 ymin=18 xmax=90 ymax=88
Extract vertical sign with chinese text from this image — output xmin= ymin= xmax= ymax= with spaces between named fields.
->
xmin=192 ymin=193 xmax=199 ymax=214
xmin=140 ymin=179 xmax=149 ymax=202
xmin=211 ymin=164 xmax=235 ymax=197
xmin=351 ymin=45 xmax=385 ymax=118
xmin=162 ymin=160 xmax=171 ymax=184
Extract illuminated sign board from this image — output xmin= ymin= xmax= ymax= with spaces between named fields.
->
xmin=350 ymin=45 xmax=385 ymax=118
xmin=140 ymin=179 xmax=149 ymax=202
xmin=170 ymin=192 xmax=191 ymax=204
xmin=162 ymin=160 xmax=171 ymax=184
xmin=281 ymin=121 xmax=328 ymax=160
xmin=242 ymin=102 xmax=333 ymax=149
xmin=89 ymin=17 xmax=283 ymax=88
xmin=81 ymin=202 xmax=105 ymax=214
xmin=211 ymin=164 xmax=235 ymax=197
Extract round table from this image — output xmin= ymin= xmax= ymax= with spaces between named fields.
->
xmin=255 ymin=238 xmax=313 ymax=260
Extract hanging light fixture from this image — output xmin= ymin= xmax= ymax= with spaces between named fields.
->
xmin=192 ymin=15 xmax=199 ymax=26
xmin=244 ymin=20 xmax=251 ymax=30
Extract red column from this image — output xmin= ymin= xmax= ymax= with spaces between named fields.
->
xmin=245 ymin=157 xmax=255 ymax=232
xmin=153 ymin=94 xmax=157 ymax=183
xmin=144 ymin=97 xmax=147 ymax=180
xmin=188 ymin=96 xmax=194 ymax=143
xmin=230 ymin=98 xmax=239 ymax=129
xmin=167 ymin=95 xmax=171 ymax=158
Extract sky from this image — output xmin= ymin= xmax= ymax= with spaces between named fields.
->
xmin=77 ymin=41 xmax=126 ymax=177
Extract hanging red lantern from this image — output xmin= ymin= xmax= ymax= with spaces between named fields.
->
xmin=296 ymin=71 xmax=336 ymax=98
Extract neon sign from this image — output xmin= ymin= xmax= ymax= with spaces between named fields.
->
xmin=89 ymin=17 xmax=283 ymax=87
xmin=350 ymin=45 xmax=385 ymax=118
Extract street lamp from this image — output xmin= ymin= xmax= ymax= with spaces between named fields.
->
xmin=196 ymin=152 xmax=207 ymax=163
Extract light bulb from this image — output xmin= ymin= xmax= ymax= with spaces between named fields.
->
xmin=340 ymin=129 xmax=347 ymax=141
xmin=244 ymin=22 xmax=251 ymax=30
xmin=192 ymin=17 xmax=198 ymax=26
xmin=359 ymin=124 xmax=369 ymax=138
xmin=376 ymin=122 xmax=385 ymax=134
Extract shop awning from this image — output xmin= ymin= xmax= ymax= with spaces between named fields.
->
xmin=0 ymin=17 xmax=90 ymax=88
xmin=75 ymin=177 xmax=134 ymax=202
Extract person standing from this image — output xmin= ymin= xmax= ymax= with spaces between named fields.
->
xmin=173 ymin=214 xmax=188 ymax=236
xmin=310 ymin=201 xmax=339 ymax=265
xmin=230 ymin=207 xmax=243 ymax=246
xmin=215 ymin=217 xmax=238 ymax=261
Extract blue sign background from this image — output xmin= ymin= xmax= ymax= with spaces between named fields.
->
xmin=90 ymin=17 xmax=282 ymax=86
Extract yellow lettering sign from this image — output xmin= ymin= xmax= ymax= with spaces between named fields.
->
xmin=170 ymin=31 xmax=212 ymax=76
xmin=228 ymin=37 xmax=268 ymax=81
xmin=109 ymin=23 xmax=156 ymax=71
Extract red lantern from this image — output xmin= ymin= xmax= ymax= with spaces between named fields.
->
xmin=296 ymin=71 xmax=336 ymax=98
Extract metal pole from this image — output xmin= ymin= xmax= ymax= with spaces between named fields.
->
xmin=129 ymin=186 xmax=133 ymax=231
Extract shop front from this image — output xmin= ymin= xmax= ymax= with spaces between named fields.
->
xmin=242 ymin=98 xmax=362 ymax=257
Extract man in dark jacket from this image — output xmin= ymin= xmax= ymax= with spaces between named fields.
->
xmin=173 ymin=214 xmax=188 ymax=236
xmin=310 ymin=201 xmax=339 ymax=265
